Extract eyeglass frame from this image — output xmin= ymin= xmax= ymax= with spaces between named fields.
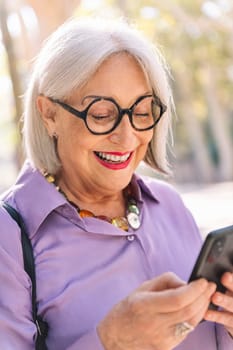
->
xmin=48 ymin=93 xmax=167 ymax=135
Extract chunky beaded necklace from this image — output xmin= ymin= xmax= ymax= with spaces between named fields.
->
xmin=44 ymin=173 xmax=141 ymax=231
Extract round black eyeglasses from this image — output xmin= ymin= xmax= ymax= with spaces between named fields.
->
xmin=49 ymin=94 xmax=167 ymax=135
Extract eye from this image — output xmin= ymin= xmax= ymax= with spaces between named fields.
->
xmin=90 ymin=113 xmax=116 ymax=121
xmin=88 ymin=113 xmax=116 ymax=125
xmin=134 ymin=112 xmax=150 ymax=117
xmin=91 ymin=114 xmax=110 ymax=120
xmin=88 ymin=102 xmax=117 ymax=122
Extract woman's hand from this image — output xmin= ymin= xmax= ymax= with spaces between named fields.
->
xmin=204 ymin=272 xmax=233 ymax=337
xmin=97 ymin=272 xmax=216 ymax=350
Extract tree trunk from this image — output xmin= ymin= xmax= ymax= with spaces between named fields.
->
xmin=202 ymin=64 xmax=233 ymax=181
xmin=0 ymin=0 xmax=23 ymax=167
xmin=174 ymin=69 xmax=215 ymax=182
xmin=24 ymin=0 xmax=80 ymax=42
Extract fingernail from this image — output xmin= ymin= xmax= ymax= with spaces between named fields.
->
xmin=209 ymin=282 xmax=217 ymax=292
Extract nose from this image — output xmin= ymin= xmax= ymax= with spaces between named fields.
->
xmin=108 ymin=112 xmax=138 ymax=147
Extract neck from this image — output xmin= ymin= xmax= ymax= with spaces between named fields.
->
xmin=56 ymin=175 xmax=126 ymax=218
xmin=44 ymin=171 xmax=141 ymax=231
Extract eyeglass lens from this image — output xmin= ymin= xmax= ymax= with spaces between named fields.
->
xmin=86 ymin=96 xmax=160 ymax=134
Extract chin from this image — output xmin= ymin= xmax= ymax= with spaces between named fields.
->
xmin=106 ymin=174 xmax=133 ymax=191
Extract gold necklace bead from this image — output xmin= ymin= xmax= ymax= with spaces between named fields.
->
xmin=111 ymin=217 xmax=129 ymax=231
xmin=45 ymin=174 xmax=55 ymax=183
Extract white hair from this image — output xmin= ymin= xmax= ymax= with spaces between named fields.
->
xmin=23 ymin=17 xmax=173 ymax=175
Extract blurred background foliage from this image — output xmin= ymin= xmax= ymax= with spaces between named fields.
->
xmin=0 ymin=0 xmax=232 ymax=190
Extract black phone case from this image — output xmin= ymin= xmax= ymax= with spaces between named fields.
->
xmin=189 ymin=224 xmax=233 ymax=309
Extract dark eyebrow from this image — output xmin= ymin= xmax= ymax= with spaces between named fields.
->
xmin=82 ymin=92 xmax=153 ymax=104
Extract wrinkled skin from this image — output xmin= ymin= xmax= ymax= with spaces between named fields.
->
xmin=98 ymin=272 xmax=217 ymax=350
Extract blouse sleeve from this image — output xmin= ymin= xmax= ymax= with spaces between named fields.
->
xmin=0 ymin=209 xmax=36 ymax=349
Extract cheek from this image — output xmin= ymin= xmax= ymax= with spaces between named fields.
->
xmin=57 ymin=119 xmax=100 ymax=158
xmin=56 ymin=120 xmax=82 ymax=157
xmin=140 ymin=130 xmax=153 ymax=146
xmin=136 ymin=132 xmax=153 ymax=159
xmin=57 ymin=117 xmax=84 ymax=143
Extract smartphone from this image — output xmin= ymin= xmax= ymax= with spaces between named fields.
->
xmin=188 ymin=224 xmax=233 ymax=309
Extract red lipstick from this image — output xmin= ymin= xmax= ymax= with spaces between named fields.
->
xmin=94 ymin=151 xmax=133 ymax=170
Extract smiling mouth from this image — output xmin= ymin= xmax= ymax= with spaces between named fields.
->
xmin=94 ymin=151 xmax=131 ymax=163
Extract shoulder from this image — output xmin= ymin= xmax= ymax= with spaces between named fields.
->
xmin=0 ymin=161 xmax=66 ymax=238
xmin=0 ymin=162 xmax=33 ymax=259
xmin=0 ymin=203 xmax=26 ymax=270
xmin=0 ymin=160 xmax=36 ymax=203
xmin=0 ymin=202 xmax=21 ymax=245
xmin=137 ymin=174 xmax=185 ymax=206
xmin=136 ymin=174 xmax=201 ymax=237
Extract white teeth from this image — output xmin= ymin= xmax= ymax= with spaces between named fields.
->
xmin=96 ymin=152 xmax=130 ymax=163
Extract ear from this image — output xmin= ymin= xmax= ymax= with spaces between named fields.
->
xmin=36 ymin=95 xmax=58 ymax=137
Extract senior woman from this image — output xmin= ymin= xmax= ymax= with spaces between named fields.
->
xmin=0 ymin=18 xmax=233 ymax=350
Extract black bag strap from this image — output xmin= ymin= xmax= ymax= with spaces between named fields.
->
xmin=2 ymin=202 xmax=48 ymax=350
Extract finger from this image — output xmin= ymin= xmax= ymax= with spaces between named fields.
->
xmin=204 ymin=308 xmax=233 ymax=329
xmin=211 ymin=291 xmax=233 ymax=313
xmin=141 ymin=279 xmax=212 ymax=313
xmin=221 ymin=272 xmax=233 ymax=292
xmin=158 ymin=285 xmax=216 ymax=344
xmin=172 ymin=282 xmax=216 ymax=325
xmin=137 ymin=272 xmax=186 ymax=293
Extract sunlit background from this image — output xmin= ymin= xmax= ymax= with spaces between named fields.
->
xmin=0 ymin=0 xmax=232 ymax=234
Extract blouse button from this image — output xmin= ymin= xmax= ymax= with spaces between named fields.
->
xmin=127 ymin=234 xmax=135 ymax=242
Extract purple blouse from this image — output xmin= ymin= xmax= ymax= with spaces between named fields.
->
xmin=0 ymin=161 xmax=232 ymax=349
